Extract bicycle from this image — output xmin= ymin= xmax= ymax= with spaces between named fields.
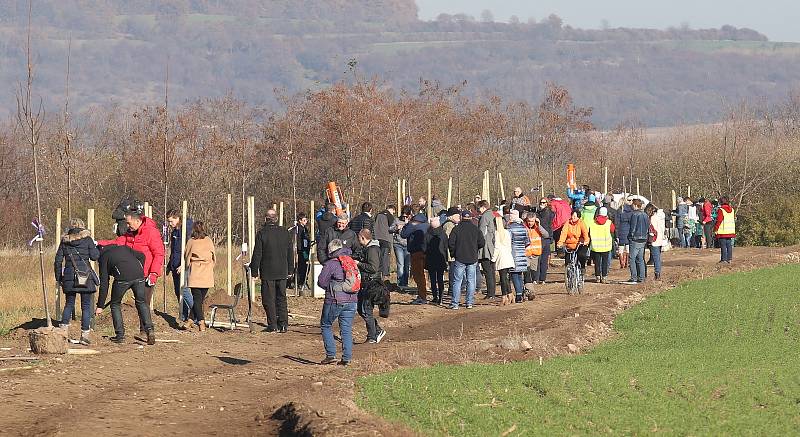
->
xmin=564 ymin=244 xmax=585 ymax=296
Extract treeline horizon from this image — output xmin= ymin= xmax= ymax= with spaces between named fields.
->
xmin=2 ymin=72 xmax=798 ymax=248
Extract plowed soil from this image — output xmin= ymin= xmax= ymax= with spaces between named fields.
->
xmin=1 ymin=246 xmax=796 ymax=436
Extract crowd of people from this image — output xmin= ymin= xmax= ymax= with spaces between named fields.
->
xmin=51 ymin=183 xmax=736 ymax=365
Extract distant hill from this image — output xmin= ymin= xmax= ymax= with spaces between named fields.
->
xmin=0 ymin=0 xmax=797 ymax=127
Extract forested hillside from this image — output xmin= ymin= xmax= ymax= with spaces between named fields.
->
xmin=0 ymin=0 xmax=798 ymax=126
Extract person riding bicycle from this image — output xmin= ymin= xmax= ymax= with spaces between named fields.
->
xmin=557 ymin=210 xmax=591 ymax=271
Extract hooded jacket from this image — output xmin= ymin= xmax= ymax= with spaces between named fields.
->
xmin=400 ymin=214 xmax=429 ymax=254
xmin=357 ymin=239 xmax=381 ymax=281
xmin=96 ymin=245 xmax=145 ymax=308
xmin=317 ymin=211 xmax=337 ymax=237
xmin=714 ymin=204 xmax=736 ymax=238
xmin=317 ymin=247 xmax=358 ymax=304
xmin=424 ymin=225 xmax=448 ymax=271
xmin=54 ymin=228 xmax=100 ymax=293
xmin=617 ymin=204 xmax=633 ymax=245
xmin=98 ymin=216 xmax=164 ymax=280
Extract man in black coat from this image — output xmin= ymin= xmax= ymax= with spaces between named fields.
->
xmin=317 ymin=214 xmax=357 ymax=263
xmin=349 ymin=202 xmax=374 ymax=235
xmin=447 ymin=211 xmax=485 ymax=310
xmin=94 ymin=245 xmax=155 ymax=345
xmin=251 ymin=209 xmax=295 ymax=333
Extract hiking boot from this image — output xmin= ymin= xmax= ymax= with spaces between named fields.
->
xmin=411 ymin=298 xmax=427 ymax=305
xmin=375 ymin=329 xmax=386 ymax=344
xmin=110 ymin=335 xmax=125 ymax=344
xmin=338 ymin=360 xmax=350 ymax=366
xmin=654 ymin=272 xmax=661 ymax=280
xmin=278 ymin=324 xmax=288 ymax=333
xmin=263 ymin=326 xmax=277 ymax=333
xmin=176 ymin=320 xmax=189 ymax=330
xmin=146 ymin=330 xmax=156 ymax=345
xmin=79 ymin=330 xmax=91 ymax=346
xmin=515 ymin=295 xmax=524 ymax=304
xmin=198 ymin=320 xmax=206 ymax=332
xmin=320 ymin=356 xmax=337 ymax=365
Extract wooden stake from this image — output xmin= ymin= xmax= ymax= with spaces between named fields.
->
xmin=248 ymin=196 xmax=256 ymax=302
xmin=622 ymin=176 xmax=626 ymax=195
xmin=279 ymin=202 xmax=284 ymax=227
xmin=427 ymin=179 xmax=432 ymax=218
xmin=603 ymin=167 xmax=608 ymax=194
xmin=446 ymin=177 xmax=453 ymax=208
xmin=687 ymin=185 xmax=692 ymax=198
xmin=401 ymin=179 xmax=407 ymax=205
xmin=178 ymin=201 xmax=188 ymax=312
xmin=307 ymin=200 xmax=315 ymax=297
xmin=54 ymin=208 xmax=61 ymax=248
xmin=671 ymin=190 xmax=677 ymax=211
xmin=498 ymin=172 xmax=506 ymax=201
xmin=636 ymin=178 xmax=640 ymax=196
xmin=396 ymin=179 xmax=401 ymax=210
xmin=227 ymin=194 xmax=232 ymax=296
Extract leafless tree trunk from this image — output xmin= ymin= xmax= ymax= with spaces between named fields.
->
xmin=17 ymin=0 xmax=51 ymax=327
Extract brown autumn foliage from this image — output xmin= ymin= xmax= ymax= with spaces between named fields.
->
xmin=2 ymin=78 xmax=799 ymax=247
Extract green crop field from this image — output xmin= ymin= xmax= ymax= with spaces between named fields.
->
xmin=358 ymin=264 xmax=800 ymax=436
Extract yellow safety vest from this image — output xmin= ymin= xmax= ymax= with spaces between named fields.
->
xmin=589 ymin=221 xmax=613 ymax=253
xmin=717 ymin=208 xmax=736 ymax=235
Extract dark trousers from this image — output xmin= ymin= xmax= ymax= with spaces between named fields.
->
xmin=110 ymin=279 xmax=153 ymax=337
xmin=704 ymin=222 xmax=715 ymax=248
xmin=358 ymin=289 xmax=381 ymax=341
xmin=144 ymin=285 xmax=154 ymax=309
xmin=261 ymin=279 xmax=288 ymax=328
xmin=592 ymin=251 xmax=611 ymax=277
xmin=378 ymin=240 xmax=391 ymax=279
xmin=171 ymin=270 xmax=181 ymax=298
xmin=297 ymin=256 xmax=309 ymax=287
xmin=61 ymin=292 xmax=93 ymax=331
xmin=191 ymin=287 xmax=208 ymax=322
xmin=480 ymin=259 xmax=497 ymax=297
xmin=427 ymin=268 xmax=445 ymax=301
xmin=499 ymin=268 xmax=512 ymax=296
xmin=537 ymin=239 xmax=552 ymax=282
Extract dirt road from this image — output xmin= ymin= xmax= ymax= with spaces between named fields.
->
xmin=0 ymin=247 xmax=795 ymax=436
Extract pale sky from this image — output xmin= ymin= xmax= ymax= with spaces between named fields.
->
xmin=416 ymin=0 xmax=800 ymax=42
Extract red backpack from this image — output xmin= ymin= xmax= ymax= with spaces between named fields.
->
xmin=337 ymin=255 xmax=361 ymax=293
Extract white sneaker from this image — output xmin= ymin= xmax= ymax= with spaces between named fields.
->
xmin=375 ymin=330 xmax=386 ymax=344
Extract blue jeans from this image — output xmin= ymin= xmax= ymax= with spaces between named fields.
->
xmin=172 ymin=271 xmax=194 ymax=322
xmin=320 ymin=302 xmax=357 ymax=361
xmin=650 ymin=246 xmax=662 ymax=274
xmin=393 ymin=244 xmax=410 ymax=286
xmin=450 ymin=261 xmax=477 ymax=308
xmin=629 ymin=241 xmax=647 ymax=282
xmin=511 ymin=272 xmax=524 ymax=297
xmin=61 ymin=292 xmax=93 ymax=331
xmin=719 ymin=237 xmax=733 ymax=262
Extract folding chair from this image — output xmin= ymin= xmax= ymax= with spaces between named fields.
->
xmin=209 ymin=282 xmax=243 ymax=329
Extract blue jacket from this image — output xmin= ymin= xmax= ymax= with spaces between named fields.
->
xmin=401 ymin=214 xmax=430 ymax=254
xmin=168 ymin=218 xmax=193 ymax=272
xmin=629 ymin=210 xmax=650 ymax=243
xmin=567 ymin=188 xmax=586 ymax=210
xmin=617 ymin=205 xmax=633 ymax=245
xmin=507 ymin=222 xmax=530 ymax=273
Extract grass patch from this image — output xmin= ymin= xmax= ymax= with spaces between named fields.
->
xmin=358 ymin=264 xmax=800 ymax=436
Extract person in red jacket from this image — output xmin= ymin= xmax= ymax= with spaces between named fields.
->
xmin=713 ymin=197 xmax=736 ymax=263
xmin=99 ymin=203 xmax=165 ymax=329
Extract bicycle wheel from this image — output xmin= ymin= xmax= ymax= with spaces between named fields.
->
xmin=566 ymin=264 xmax=577 ymax=295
